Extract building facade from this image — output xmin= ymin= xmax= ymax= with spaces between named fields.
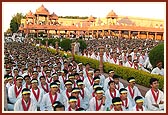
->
xmin=19 ymin=4 xmax=164 ymax=40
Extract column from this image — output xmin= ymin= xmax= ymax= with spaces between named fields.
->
xmin=71 ymin=43 xmax=75 ymax=61
xmin=118 ymin=30 xmax=121 ymax=38
xmin=138 ymin=31 xmax=140 ymax=39
xmin=96 ymin=30 xmax=99 ymax=38
xmin=55 ymin=41 xmax=58 ymax=54
xmin=108 ymin=30 xmax=111 ymax=36
xmin=92 ymin=30 xmax=94 ymax=38
xmin=102 ymin=30 xmax=105 ymax=37
xmin=155 ymin=32 xmax=157 ymax=40
xmin=147 ymin=32 xmax=149 ymax=39
xmin=47 ymin=30 xmax=49 ymax=38
xmin=37 ymin=14 xmax=39 ymax=25
xmin=99 ymin=46 xmax=105 ymax=74
xmin=128 ymin=31 xmax=131 ymax=39
xmin=46 ymin=40 xmax=48 ymax=48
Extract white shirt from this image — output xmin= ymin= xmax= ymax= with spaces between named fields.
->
xmin=30 ymin=88 xmax=44 ymax=107
xmin=103 ymin=77 xmax=113 ymax=91
xmin=88 ymin=97 xmax=105 ymax=111
xmin=145 ymin=89 xmax=164 ymax=111
xmin=132 ymin=105 xmax=147 ymax=111
xmin=105 ymin=89 xmax=120 ymax=109
xmin=14 ymin=98 xmax=37 ymax=111
xmin=151 ymin=67 xmax=164 ymax=76
xmin=124 ymin=61 xmax=133 ymax=68
xmin=40 ymin=92 xmax=62 ymax=111
xmin=8 ymin=85 xmax=23 ymax=104
xmin=125 ymin=85 xmax=143 ymax=106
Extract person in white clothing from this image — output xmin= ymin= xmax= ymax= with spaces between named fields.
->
xmin=61 ymin=80 xmax=73 ymax=108
xmin=105 ymin=80 xmax=120 ymax=109
xmin=30 ymin=79 xmax=44 ymax=111
xmin=40 ymin=82 xmax=62 ymax=111
xmin=65 ymin=96 xmax=79 ymax=111
xmin=125 ymin=77 xmax=143 ymax=106
xmin=151 ymin=61 xmax=164 ymax=76
xmin=119 ymin=88 xmax=133 ymax=111
xmin=84 ymin=71 xmax=94 ymax=89
xmin=94 ymin=69 xmax=105 ymax=87
xmin=145 ymin=78 xmax=164 ymax=111
xmin=23 ymin=75 xmax=32 ymax=89
xmin=76 ymin=80 xmax=90 ymax=109
xmin=104 ymin=70 xmax=114 ymax=91
xmin=14 ymin=88 xmax=37 ymax=111
xmin=8 ymin=75 xmax=23 ymax=111
xmin=39 ymin=76 xmax=50 ymax=94
xmin=88 ymin=87 xmax=106 ymax=111
xmin=108 ymin=97 xmax=126 ymax=111
xmin=6 ymin=75 xmax=14 ymax=90
xmin=52 ymin=101 xmax=65 ymax=111
xmin=132 ymin=96 xmax=147 ymax=111
xmin=124 ymin=55 xmax=133 ymax=68
xmin=113 ymin=75 xmax=124 ymax=91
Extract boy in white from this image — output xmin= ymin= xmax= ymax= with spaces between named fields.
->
xmin=8 ymin=75 xmax=23 ymax=111
xmin=40 ymin=82 xmax=62 ymax=111
xmin=14 ymin=88 xmax=37 ymax=111
xmin=113 ymin=75 xmax=124 ymax=91
xmin=104 ymin=70 xmax=114 ymax=91
xmin=132 ymin=96 xmax=146 ymax=111
xmin=105 ymin=80 xmax=120 ymax=109
xmin=151 ymin=61 xmax=164 ymax=76
xmin=109 ymin=97 xmax=125 ymax=111
xmin=65 ymin=96 xmax=79 ymax=111
xmin=30 ymin=79 xmax=44 ymax=110
xmin=119 ymin=88 xmax=133 ymax=111
xmin=145 ymin=78 xmax=164 ymax=111
xmin=125 ymin=77 xmax=143 ymax=106
xmin=88 ymin=87 xmax=106 ymax=111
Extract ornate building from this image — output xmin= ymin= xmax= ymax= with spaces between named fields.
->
xmin=19 ymin=4 xmax=164 ymax=40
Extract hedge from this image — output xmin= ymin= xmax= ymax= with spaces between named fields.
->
xmin=35 ymin=45 xmax=164 ymax=90
xmin=35 ymin=38 xmax=87 ymax=52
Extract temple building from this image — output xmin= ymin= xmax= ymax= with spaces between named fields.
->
xmin=19 ymin=4 xmax=164 ymax=40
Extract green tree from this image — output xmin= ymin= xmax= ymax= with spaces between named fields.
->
xmin=10 ymin=13 xmax=25 ymax=33
xmin=149 ymin=43 xmax=164 ymax=68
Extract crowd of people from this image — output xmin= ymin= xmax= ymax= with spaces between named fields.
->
xmin=81 ymin=37 xmax=164 ymax=76
xmin=3 ymin=39 xmax=164 ymax=111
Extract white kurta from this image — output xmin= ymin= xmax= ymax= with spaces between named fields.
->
xmin=132 ymin=105 xmax=147 ymax=111
xmin=121 ymin=97 xmax=133 ymax=111
xmin=61 ymin=90 xmax=72 ymax=108
xmin=8 ymin=85 xmax=23 ymax=104
xmin=14 ymin=98 xmax=37 ymax=111
xmin=151 ymin=67 xmax=164 ymax=76
xmin=30 ymin=88 xmax=44 ymax=107
xmin=125 ymin=86 xmax=143 ymax=106
xmin=39 ymin=83 xmax=50 ymax=94
xmin=103 ymin=77 xmax=113 ymax=91
xmin=105 ymin=89 xmax=120 ymax=109
xmin=88 ymin=97 xmax=105 ymax=111
xmin=145 ymin=89 xmax=164 ymax=111
xmin=84 ymin=77 xmax=93 ymax=90
xmin=115 ymin=82 xmax=124 ymax=91
xmin=40 ymin=92 xmax=62 ymax=111
xmin=124 ymin=61 xmax=133 ymax=68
